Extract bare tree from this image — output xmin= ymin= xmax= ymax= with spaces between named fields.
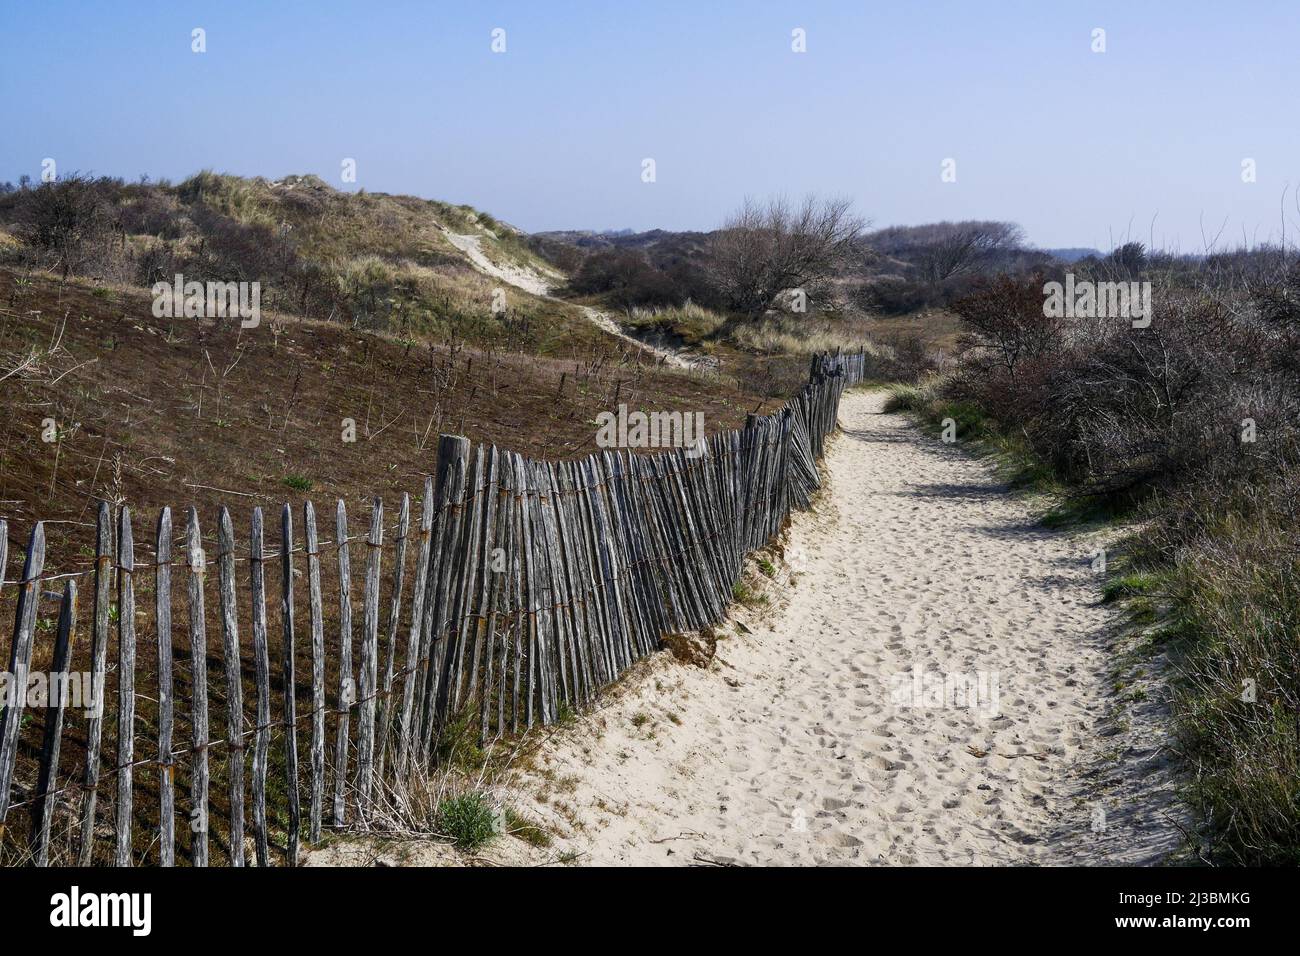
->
xmin=913 ymin=221 xmax=1024 ymax=284
xmin=708 ymin=195 xmax=866 ymax=318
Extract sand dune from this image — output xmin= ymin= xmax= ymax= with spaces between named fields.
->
xmin=510 ymin=389 xmax=1183 ymax=866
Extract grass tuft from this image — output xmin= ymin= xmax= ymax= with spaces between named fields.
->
xmin=436 ymin=793 xmax=499 ymax=852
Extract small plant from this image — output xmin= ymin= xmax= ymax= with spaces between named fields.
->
xmin=631 ymin=712 xmax=650 ymax=729
xmin=436 ymin=793 xmax=498 ymax=852
xmin=503 ymin=807 xmax=553 ymax=849
xmin=732 ymin=578 xmax=768 ymax=607
xmin=432 ymin=710 xmax=486 ymax=771
xmin=283 ymin=474 xmax=313 ymax=492
xmin=756 ymin=557 xmax=776 ymax=578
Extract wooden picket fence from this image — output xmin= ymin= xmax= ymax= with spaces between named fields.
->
xmin=0 ymin=349 xmax=865 ymax=867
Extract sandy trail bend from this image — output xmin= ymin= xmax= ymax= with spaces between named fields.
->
xmin=437 ymin=226 xmax=705 ymax=369
xmin=516 ymin=390 xmax=1180 ymax=866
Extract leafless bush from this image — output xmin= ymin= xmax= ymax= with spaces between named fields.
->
xmin=707 ymin=195 xmax=865 ymax=318
xmin=13 ymin=173 xmax=113 ymax=279
xmin=948 ymin=273 xmax=1298 ymax=496
xmin=915 ymin=221 xmax=1024 ymax=284
xmin=565 ymin=248 xmax=676 ymax=307
xmin=865 ymin=221 xmax=1027 ymax=283
xmin=951 ymin=274 xmax=1060 ymax=379
xmin=878 ymin=331 xmax=939 ymax=381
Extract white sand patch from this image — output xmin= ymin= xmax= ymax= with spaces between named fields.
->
xmin=577 ymin=306 xmax=713 ymax=370
xmin=438 ymin=226 xmax=557 ymax=296
xmin=437 ymin=226 xmax=708 ymax=370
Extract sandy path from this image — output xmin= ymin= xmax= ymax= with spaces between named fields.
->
xmin=438 ymin=226 xmax=560 ymax=296
xmin=436 ymin=226 xmax=706 ymax=370
xmin=512 ymin=390 xmax=1181 ymax=866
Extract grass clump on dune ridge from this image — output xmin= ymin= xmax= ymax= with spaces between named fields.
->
xmin=623 ymin=300 xmax=726 ymax=347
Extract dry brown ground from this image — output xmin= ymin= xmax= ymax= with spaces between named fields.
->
xmin=0 ymin=267 xmax=791 ymax=866
xmin=0 ymin=268 xmax=785 ymax=569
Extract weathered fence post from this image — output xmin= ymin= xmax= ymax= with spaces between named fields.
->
xmin=376 ymin=492 xmax=410 ymax=782
xmin=0 ymin=522 xmax=45 ymax=846
xmin=114 ymin=508 xmax=136 ymax=867
xmin=31 ymin=579 xmax=75 ymax=867
xmin=155 ymin=509 xmax=175 ymax=867
xmin=281 ymin=503 xmax=300 ymax=865
xmin=186 ymin=507 xmax=209 ymax=867
xmin=303 ymin=501 xmax=326 ymax=844
xmin=217 ymin=507 xmax=245 ymax=866
xmin=249 ymin=508 xmax=271 ymax=867
xmin=395 ymin=479 xmax=434 ymax=780
xmin=77 ymin=504 xmax=111 ymax=865
xmin=356 ymin=498 xmax=383 ymax=816
xmin=332 ymin=499 xmax=354 ymax=826
xmin=418 ymin=435 xmax=471 ymax=760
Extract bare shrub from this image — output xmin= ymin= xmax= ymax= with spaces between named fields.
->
xmin=565 ymin=248 xmax=675 ymax=307
xmin=14 ymin=173 xmax=112 ymax=279
xmin=707 ymin=195 xmax=865 ymax=318
xmin=951 ymin=274 xmax=1060 ymax=380
xmin=877 ymin=330 xmax=939 ymax=381
xmin=865 ymin=221 xmax=1027 ymax=284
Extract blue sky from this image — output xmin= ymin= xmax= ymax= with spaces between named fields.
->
xmin=3 ymin=0 xmax=1297 ymax=249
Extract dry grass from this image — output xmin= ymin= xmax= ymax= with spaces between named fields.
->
xmin=728 ymin=313 xmax=884 ymax=356
xmin=864 ymin=308 xmax=966 ymax=355
xmin=0 ymin=269 xmax=776 ymax=570
xmin=622 ymin=301 xmax=726 ymax=347
xmin=0 ymin=172 xmax=568 ymax=350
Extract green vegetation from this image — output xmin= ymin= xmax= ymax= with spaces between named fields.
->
xmin=435 ymin=793 xmax=499 ymax=852
xmin=432 ymin=710 xmax=487 ymax=772
xmin=731 ymin=577 xmax=768 ymax=608
xmin=1102 ymin=572 xmax=1164 ymax=604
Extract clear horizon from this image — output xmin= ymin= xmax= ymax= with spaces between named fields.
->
xmin=3 ymin=0 xmax=1298 ymax=251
